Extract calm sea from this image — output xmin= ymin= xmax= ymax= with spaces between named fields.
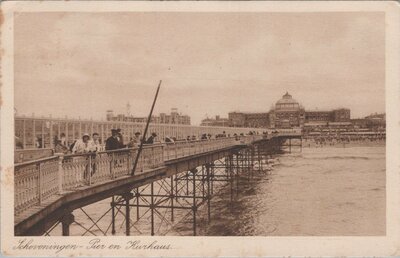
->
xmin=62 ymin=145 xmax=385 ymax=236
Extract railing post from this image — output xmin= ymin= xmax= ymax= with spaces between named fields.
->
xmin=111 ymin=152 xmax=115 ymax=179
xmin=88 ymin=154 xmax=92 ymax=185
xmin=58 ymin=154 xmax=64 ymax=194
xmin=140 ymin=149 xmax=144 ymax=172
xmin=38 ymin=163 xmax=43 ymax=205
xmin=152 ymin=146 xmax=155 ymax=168
xmin=161 ymin=145 xmax=165 ymax=164
xmin=127 ymin=150 xmax=131 ymax=175
xmin=174 ymin=144 xmax=177 ymax=159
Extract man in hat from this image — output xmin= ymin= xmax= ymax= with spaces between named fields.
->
xmin=116 ymin=128 xmax=125 ymax=147
xmin=146 ymin=132 xmax=157 ymax=144
xmin=106 ymin=129 xmax=123 ymax=151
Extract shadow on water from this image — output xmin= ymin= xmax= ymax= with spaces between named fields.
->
xmin=171 ymin=171 xmax=273 ymax=236
xmin=171 ymin=146 xmax=386 ymax=236
xmin=66 ymin=146 xmax=385 ymax=236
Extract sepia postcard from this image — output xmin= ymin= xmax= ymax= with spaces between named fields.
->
xmin=1 ymin=1 xmax=400 ymax=257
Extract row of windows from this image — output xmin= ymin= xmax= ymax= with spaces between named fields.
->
xmin=276 ymin=103 xmax=300 ymax=109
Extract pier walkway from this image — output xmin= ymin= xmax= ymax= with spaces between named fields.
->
xmin=14 ymin=129 xmax=301 ymax=236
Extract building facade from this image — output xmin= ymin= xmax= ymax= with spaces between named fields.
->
xmin=227 ymin=92 xmax=351 ymax=129
xmin=228 ymin=112 xmax=269 ymax=128
xmin=351 ymin=113 xmax=385 ymax=130
xmin=200 ymin=115 xmax=230 ymax=127
xmin=269 ymin=92 xmax=305 ymax=128
xmin=106 ymin=108 xmax=191 ymax=125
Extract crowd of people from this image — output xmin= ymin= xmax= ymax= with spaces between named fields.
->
xmin=303 ymin=134 xmax=386 ymax=147
xmin=53 ymin=129 xmax=148 ymax=154
xmin=50 ymin=128 xmax=265 ymax=155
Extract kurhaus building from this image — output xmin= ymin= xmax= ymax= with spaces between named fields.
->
xmin=228 ymin=92 xmax=350 ymax=129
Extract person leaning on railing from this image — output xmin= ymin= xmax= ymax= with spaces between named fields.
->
xmin=54 ymin=136 xmax=69 ymax=154
xmin=72 ymin=133 xmax=93 ymax=153
xmin=127 ymin=132 xmax=141 ymax=148
xmin=72 ymin=133 xmax=98 ymax=180
xmin=164 ymin=135 xmax=175 ymax=143
xmin=89 ymin=132 xmax=102 ymax=152
xmin=106 ymin=129 xmax=125 ymax=150
xmin=105 ymin=129 xmax=128 ymax=173
xmin=145 ymin=132 xmax=158 ymax=144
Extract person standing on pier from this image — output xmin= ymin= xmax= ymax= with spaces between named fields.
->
xmin=71 ymin=133 xmax=96 ymax=180
xmin=60 ymin=133 xmax=67 ymax=147
xmin=127 ymin=132 xmax=141 ymax=148
xmin=87 ymin=132 xmax=102 ymax=177
xmin=146 ymin=132 xmax=157 ymax=144
xmin=54 ymin=136 xmax=69 ymax=154
xmin=89 ymin=132 xmax=102 ymax=152
xmin=116 ymin=128 xmax=125 ymax=147
xmin=106 ymin=129 xmax=123 ymax=150
xmin=72 ymin=133 xmax=92 ymax=153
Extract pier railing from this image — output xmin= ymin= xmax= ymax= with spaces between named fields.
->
xmin=165 ymin=137 xmax=235 ymax=160
xmin=14 ymin=135 xmax=261 ymax=216
xmin=14 ymin=156 xmax=60 ymax=216
xmin=274 ymin=128 xmax=302 ymax=137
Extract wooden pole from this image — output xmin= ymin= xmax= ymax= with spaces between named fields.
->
xmin=131 ymin=80 xmax=162 ymax=175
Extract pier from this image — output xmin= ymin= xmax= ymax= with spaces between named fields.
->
xmin=13 ymin=119 xmax=302 ymax=236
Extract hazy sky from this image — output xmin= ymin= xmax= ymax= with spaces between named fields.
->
xmin=14 ymin=12 xmax=385 ymax=125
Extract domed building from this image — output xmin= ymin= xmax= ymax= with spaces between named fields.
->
xmin=276 ymin=92 xmax=300 ymax=110
xmin=228 ymin=91 xmax=350 ymax=129
xmin=269 ymin=92 xmax=305 ymax=128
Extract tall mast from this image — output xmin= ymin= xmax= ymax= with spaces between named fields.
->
xmin=131 ymin=80 xmax=162 ymax=175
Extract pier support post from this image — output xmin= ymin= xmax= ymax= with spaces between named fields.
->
xmin=235 ymin=153 xmax=239 ymax=194
xmin=186 ymin=171 xmax=190 ymax=195
xmin=123 ymin=192 xmax=134 ymax=236
xmin=250 ymin=147 xmax=255 ymax=179
xmin=136 ymin=188 xmax=140 ymax=221
xmin=191 ymin=169 xmax=197 ymax=236
xmin=229 ymin=155 xmax=234 ymax=202
xmin=170 ymin=176 xmax=175 ymax=222
xmin=61 ymin=213 xmax=74 ymax=236
xmin=211 ymin=163 xmax=214 ymax=195
xmin=111 ymin=196 xmax=116 ymax=235
xmin=150 ymin=182 xmax=155 ymax=236
xmin=206 ymin=163 xmax=211 ymax=222
xmin=202 ymin=166 xmax=205 ymax=201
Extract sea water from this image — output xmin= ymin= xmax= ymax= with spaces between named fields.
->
xmin=64 ymin=146 xmax=385 ymax=236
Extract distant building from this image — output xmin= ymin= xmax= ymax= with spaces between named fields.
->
xmin=200 ymin=115 xmax=230 ymax=127
xmin=228 ymin=92 xmax=351 ymax=129
xmin=351 ymin=113 xmax=385 ymax=130
xmin=269 ymin=92 xmax=305 ymax=128
xmin=106 ymin=108 xmax=191 ymax=125
xmin=228 ymin=112 xmax=270 ymax=128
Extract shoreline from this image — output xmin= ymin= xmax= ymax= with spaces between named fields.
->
xmin=300 ymin=141 xmax=385 ymax=148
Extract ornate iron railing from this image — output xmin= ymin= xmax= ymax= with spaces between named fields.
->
xmin=14 ymin=156 xmax=59 ymax=216
xmin=14 ymin=136 xmax=261 ymax=216
xmin=163 ymin=137 xmax=240 ymax=160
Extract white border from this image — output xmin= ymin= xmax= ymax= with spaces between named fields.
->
xmin=1 ymin=1 xmax=399 ymax=257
